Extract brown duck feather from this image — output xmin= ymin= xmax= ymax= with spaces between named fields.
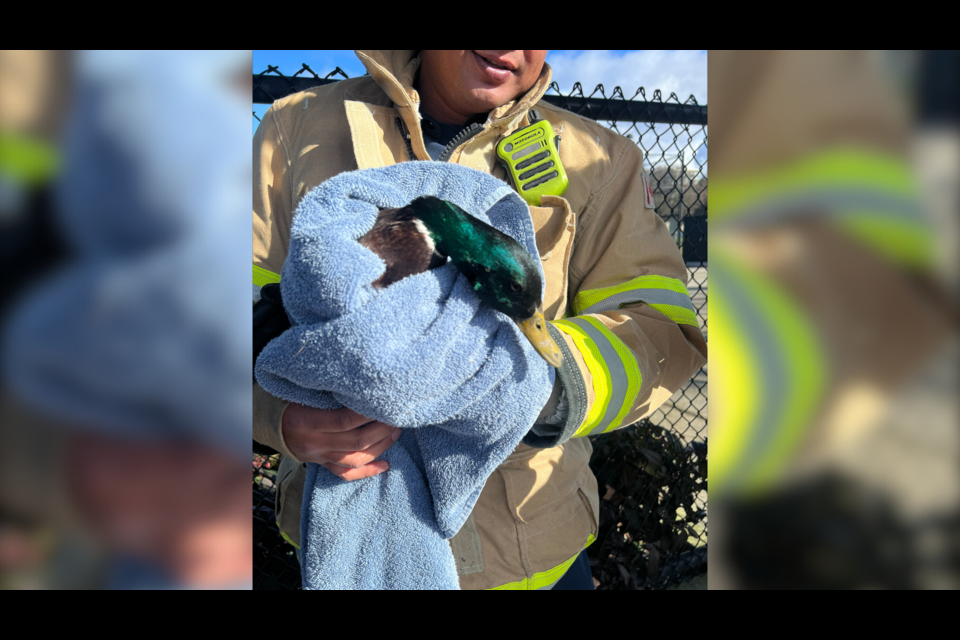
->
xmin=359 ymin=206 xmax=447 ymax=288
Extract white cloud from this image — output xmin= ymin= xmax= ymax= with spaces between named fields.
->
xmin=544 ymin=51 xmax=707 ymax=172
xmin=546 ymin=50 xmax=707 ymax=104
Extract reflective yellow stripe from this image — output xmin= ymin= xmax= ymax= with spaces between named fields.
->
xmin=571 ymin=275 xmax=698 ymax=327
xmin=711 ymin=147 xmax=917 ymax=220
xmin=645 ymin=303 xmax=698 ymax=326
xmin=553 ymin=320 xmax=611 ymax=437
xmin=711 ymin=146 xmax=933 ymax=268
xmin=277 ymin=526 xmax=300 ymax=550
xmin=834 ymin=211 xmax=933 ymax=269
xmin=574 ymin=274 xmax=688 ymax=310
xmin=581 ymin=318 xmax=642 ymax=435
xmin=488 ymin=534 xmax=596 ymax=590
xmin=253 ymin=264 xmax=282 ymax=288
xmin=553 ymin=317 xmax=642 ymax=437
xmin=710 ymin=249 xmax=827 ymax=498
xmin=0 ymin=132 xmax=61 ymax=185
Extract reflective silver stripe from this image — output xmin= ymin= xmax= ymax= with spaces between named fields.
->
xmin=718 ymin=189 xmax=923 ymax=230
xmin=580 ymin=288 xmax=696 ymax=316
xmin=711 ymin=257 xmax=784 ymax=495
xmin=566 ymin=317 xmax=629 ymax=436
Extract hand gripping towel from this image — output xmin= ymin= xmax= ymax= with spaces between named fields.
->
xmin=254 ymin=161 xmax=555 ymax=589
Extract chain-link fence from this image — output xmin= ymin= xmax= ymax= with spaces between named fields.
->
xmin=253 ymin=64 xmax=707 ymax=590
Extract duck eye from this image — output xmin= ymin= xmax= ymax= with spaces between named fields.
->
xmin=510 ymin=282 xmax=522 ymax=292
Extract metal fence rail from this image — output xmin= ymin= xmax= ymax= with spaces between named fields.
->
xmin=253 ymin=64 xmax=707 ymax=590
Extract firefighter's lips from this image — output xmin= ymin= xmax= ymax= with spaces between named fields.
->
xmin=472 ymin=51 xmax=516 ymax=82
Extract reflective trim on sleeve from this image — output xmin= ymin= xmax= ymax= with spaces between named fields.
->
xmin=552 ymin=317 xmax=642 ymax=437
xmin=711 ymin=147 xmax=933 ymax=268
xmin=711 ymin=148 xmax=918 ymax=221
xmin=571 ymin=274 xmax=698 ymax=327
xmin=488 ymin=534 xmax=596 ymax=590
xmin=833 ymin=210 xmax=933 ymax=269
xmin=710 ymin=249 xmax=827 ymax=498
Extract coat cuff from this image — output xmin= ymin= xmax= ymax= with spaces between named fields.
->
xmin=253 ymin=383 xmax=300 ymax=462
xmin=522 ymin=323 xmax=588 ymax=448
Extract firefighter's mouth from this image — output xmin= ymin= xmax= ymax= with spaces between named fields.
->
xmin=473 ymin=52 xmax=516 ymax=72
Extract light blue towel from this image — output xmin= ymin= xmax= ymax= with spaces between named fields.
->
xmin=254 ymin=162 xmax=555 ymax=589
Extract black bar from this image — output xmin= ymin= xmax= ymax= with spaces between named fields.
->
xmin=253 ymin=76 xmax=707 ymax=125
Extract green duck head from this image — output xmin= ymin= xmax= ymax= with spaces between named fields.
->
xmin=409 ymin=196 xmax=563 ymax=368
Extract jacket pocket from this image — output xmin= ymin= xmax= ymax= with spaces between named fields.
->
xmin=578 ymin=482 xmax=599 ymax=541
xmin=528 ymin=196 xmax=576 ymax=321
xmin=498 ymin=438 xmax=598 ymax=576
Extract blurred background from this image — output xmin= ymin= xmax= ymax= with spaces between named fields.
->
xmin=0 ymin=50 xmax=253 ymax=589
xmin=709 ymin=50 xmax=958 ymax=589
xmin=2 ymin=50 xmax=955 ymax=590
xmin=252 ymin=51 xmax=711 ymax=590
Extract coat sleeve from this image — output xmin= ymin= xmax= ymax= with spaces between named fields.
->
xmin=252 ymin=105 xmax=301 ymax=462
xmin=523 ymin=138 xmax=707 ymax=447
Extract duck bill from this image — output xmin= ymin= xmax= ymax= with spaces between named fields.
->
xmin=516 ymin=308 xmax=564 ymax=368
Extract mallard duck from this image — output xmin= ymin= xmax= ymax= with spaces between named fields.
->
xmin=253 ymin=196 xmax=563 ymax=376
xmin=360 ymin=196 xmax=563 ymax=367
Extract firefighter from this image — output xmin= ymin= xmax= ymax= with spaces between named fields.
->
xmin=254 ymin=50 xmax=707 ymax=589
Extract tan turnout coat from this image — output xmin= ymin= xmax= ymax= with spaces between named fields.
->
xmin=253 ymin=50 xmax=707 ymax=589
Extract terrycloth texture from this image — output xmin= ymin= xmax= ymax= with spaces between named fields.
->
xmin=254 ymin=162 xmax=555 ymax=589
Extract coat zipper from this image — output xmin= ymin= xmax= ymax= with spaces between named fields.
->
xmin=437 ymin=122 xmax=485 ymax=162
xmin=395 ymin=116 xmax=416 ymax=162
xmin=395 ymin=114 xmax=486 ymax=163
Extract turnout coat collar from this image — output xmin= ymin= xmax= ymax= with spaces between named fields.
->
xmin=354 ymin=50 xmax=555 ymax=162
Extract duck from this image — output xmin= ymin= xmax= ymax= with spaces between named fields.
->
xmin=253 ymin=195 xmax=563 ymax=378
xmin=361 ymin=196 xmax=563 ymax=367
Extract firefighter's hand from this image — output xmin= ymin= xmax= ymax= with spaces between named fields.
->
xmin=281 ymin=404 xmax=401 ymax=481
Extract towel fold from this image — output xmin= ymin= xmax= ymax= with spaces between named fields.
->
xmin=254 ymin=162 xmax=554 ymax=589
